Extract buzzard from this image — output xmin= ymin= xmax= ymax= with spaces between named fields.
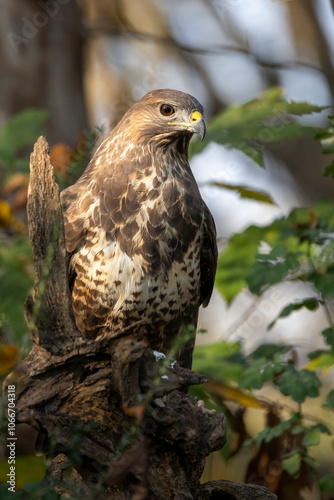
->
xmin=61 ymin=89 xmax=217 ymax=368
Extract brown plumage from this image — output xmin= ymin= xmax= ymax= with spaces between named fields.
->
xmin=61 ymin=89 xmax=217 ymax=368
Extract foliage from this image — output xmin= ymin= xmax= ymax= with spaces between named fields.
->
xmin=317 ymin=115 xmax=334 ymax=177
xmin=0 ymin=344 xmax=18 ymax=375
xmin=0 ymin=110 xmax=99 ymax=349
xmin=0 ymin=109 xmax=48 ymax=350
xmin=0 ymin=455 xmax=47 ymax=491
xmin=189 ymin=86 xmax=325 ymax=166
xmin=207 ymin=182 xmax=276 ymax=205
xmin=0 ymin=236 xmax=34 ymax=342
xmin=190 ymin=93 xmax=334 ymax=497
xmin=0 ymin=109 xmax=48 ymax=173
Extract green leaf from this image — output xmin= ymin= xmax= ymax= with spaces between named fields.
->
xmin=302 ymin=425 xmax=321 ymax=447
xmin=319 ymin=473 xmax=334 ymax=492
xmin=244 ymin=426 xmax=272 ymax=447
xmin=251 ymin=343 xmax=290 ymax=361
xmin=316 ymin=239 xmax=334 ymax=267
xmin=192 ymin=341 xmax=245 ymax=382
xmin=235 ymin=141 xmax=264 ymax=165
xmin=209 ymin=182 xmax=276 ymax=205
xmin=0 ymin=485 xmax=24 ymax=499
xmin=308 ymin=265 xmax=334 ymax=300
xmin=238 ymin=360 xmax=266 ymax=390
xmin=291 ymin=424 xmax=306 ymax=435
xmin=189 ymin=87 xmax=324 ymax=165
xmin=246 ymin=414 xmax=300 ymax=447
xmin=277 ymin=367 xmax=322 ymax=403
xmin=264 ymin=419 xmax=295 ymax=443
xmin=307 ymin=351 xmax=334 ymax=370
xmin=217 ymin=199 xmax=334 ymax=302
xmin=318 ymin=116 xmax=334 ymax=159
xmin=308 ymin=348 xmax=328 ymax=360
xmin=321 ymin=135 xmax=334 ymax=154
xmin=302 ymin=425 xmax=328 ymax=447
xmin=305 ymin=199 xmax=334 ymax=227
xmin=0 ymin=109 xmax=48 ymax=163
xmin=322 ymin=328 xmax=334 ymax=347
xmin=247 ymin=251 xmax=300 ymax=295
xmin=237 ymin=349 xmax=289 ymax=389
xmin=302 ymin=454 xmax=319 ymax=470
xmin=258 ymin=122 xmax=317 ymax=143
xmin=323 ymin=160 xmax=334 ymax=178
xmin=268 ymin=298 xmax=320 ymax=330
xmin=323 ymin=389 xmax=334 ymax=410
xmin=262 ymin=365 xmax=275 ymax=381
xmin=0 ymin=235 xmax=34 ymax=340
xmin=245 ymin=426 xmax=271 ymax=447
xmin=216 ymin=225 xmax=265 ymax=303
xmin=285 ymin=100 xmax=328 ymax=116
xmin=282 ymin=452 xmax=302 ymax=476
xmin=0 ymin=454 xmax=47 ymax=490
xmin=23 ymin=479 xmax=59 ymax=499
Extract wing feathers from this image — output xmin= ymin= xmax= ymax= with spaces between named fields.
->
xmin=200 ymin=203 xmax=218 ymax=308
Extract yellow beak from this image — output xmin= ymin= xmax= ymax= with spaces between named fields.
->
xmin=168 ymin=110 xmax=206 ymax=140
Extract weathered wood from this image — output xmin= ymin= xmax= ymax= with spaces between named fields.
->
xmin=4 ymin=137 xmax=276 ymax=499
xmin=25 ymin=136 xmax=79 ymax=352
xmin=198 ymin=480 xmax=277 ymax=499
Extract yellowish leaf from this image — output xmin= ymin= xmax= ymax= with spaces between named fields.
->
xmin=204 ymin=380 xmax=269 ymax=409
xmin=0 ymin=343 xmax=18 ymax=374
xmin=0 ymin=454 xmax=47 ymax=489
xmin=0 ymin=200 xmax=24 ymax=232
xmin=305 ymin=352 xmax=334 ymax=374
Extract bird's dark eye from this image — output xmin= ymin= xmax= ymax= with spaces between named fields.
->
xmin=160 ymin=104 xmax=175 ymax=116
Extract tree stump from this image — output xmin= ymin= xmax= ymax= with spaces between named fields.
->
xmin=4 ymin=137 xmax=277 ymax=500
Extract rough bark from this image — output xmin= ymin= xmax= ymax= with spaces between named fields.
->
xmin=4 ymin=137 xmax=276 ymax=499
xmin=198 ymin=480 xmax=278 ymax=499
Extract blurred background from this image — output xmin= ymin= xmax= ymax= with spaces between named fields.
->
xmin=1 ymin=1 xmax=334 ymax=498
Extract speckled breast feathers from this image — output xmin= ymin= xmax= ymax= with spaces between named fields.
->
xmin=60 ymin=89 xmax=217 ymax=357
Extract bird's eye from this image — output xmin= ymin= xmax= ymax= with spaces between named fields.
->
xmin=160 ymin=104 xmax=175 ymax=116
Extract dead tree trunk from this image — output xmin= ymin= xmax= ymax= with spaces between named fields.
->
xmin=4 ymin=137 xmax=276 ymax=500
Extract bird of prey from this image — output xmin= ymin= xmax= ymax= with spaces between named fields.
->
xmin=61 ymin=89 xmax=217 ymax=368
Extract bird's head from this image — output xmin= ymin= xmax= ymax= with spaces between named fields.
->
xmin=120 ymin=89 xmax=206 ymax=147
